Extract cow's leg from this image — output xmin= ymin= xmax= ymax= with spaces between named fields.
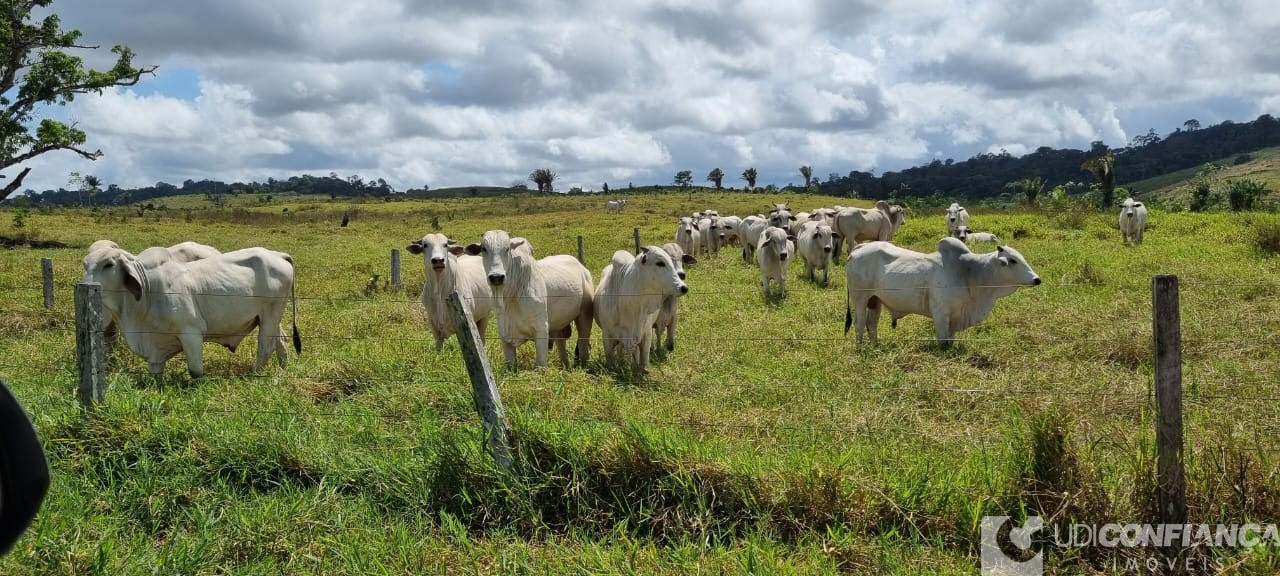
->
xmin=534 ymin=318 xmax=549 ymax=368
xmin=638 ymin=333 xmax=652 ymax=373
xmin=553 ymin=326 xmax=570 ymax=368
xmin=179 ymin=330 xmax=205 ymax=378
xmin=272 ymin=322 xmax=290 ymax=369
xmin=149 ymin=360 xmax=167 ymax=378
xmin=931 ymin=311 xmax=953 ymax=347
xmin=574 ymin=313 xmax=591 ymax=367
xmin=502 ymin=340 xmax=519 ymax=369
xmin=761 ymin=270 xmax=770 ymax=296
xmin=665 ymin=311 xmax=677 ymax=352
xmin=866 ymin=303 xmax=882 ymax=343
xmin=853 ymin=299 xmax=869 ymax=345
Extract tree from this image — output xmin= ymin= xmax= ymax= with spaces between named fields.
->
xmin=706 ymin=167 xmax=724 ymax=189
xmin=1183 ymin=118 xmax=1201 ymax=132
xmin=1081 ymin=152 xmax=1116 ymax=207
xmin=602 ymin=182 xmax=609 ymax=193
xmin=741 ymin=167 xmax=758 ymax=190
xmin=528 ymin=168 xmax=557 ymax=193
xmin=1005 ymin=176 xmax=1044 ymax=206
xmin=1227 ymin=178 xmax=1266 ymax=212
xmin=0 ymin=1 xmax=157 ymax=200
xmin=674 ymin=170 xmax=693 ymax=188
xmin=799 ymin=165 xmax=813 ymax=188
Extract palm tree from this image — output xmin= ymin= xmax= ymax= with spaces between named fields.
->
xmin=1081 ymin=152 xmax=1116 ymax=207
xmin=799 ymin=165 xmax=813 ymax=188
xmin=741 ymin=167 xmax=758 ymax=191
xmin=707 ymin=168 xmax=724 ymax=189
xmin=528 ymin=168 xmax=558 ymax=194
xmin=1005 ymin=176 xmax=1044 ymax=206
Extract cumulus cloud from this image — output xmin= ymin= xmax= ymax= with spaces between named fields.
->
xmin=8 ymin=0 xmax=1280 ymax=193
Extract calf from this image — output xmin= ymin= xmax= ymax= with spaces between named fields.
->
xmin=966 ymin=232 xmax=999 ymax=244
xmin=844 ymin=237 xmax=1040 ymax=346
xmin=594 ymin=247 xmax=688 ymax=372
xmin=797 ymin=221 xmax=835 ymax=284
xmin=405 ymin=233 xmax=494 ymax=351
xmin=1118 ymin=198 xmax=1148 ymax=245
xmin=757 ymin=226 xmax=794 ymax=296
xmin=652 ymin=243 xmax=698 ymax=352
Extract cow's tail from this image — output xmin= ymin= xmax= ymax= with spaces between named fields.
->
xmin=290 ymin=276 xmax=302 ymax=355
xmin=844 ymin=292 xmax=852 ymax=335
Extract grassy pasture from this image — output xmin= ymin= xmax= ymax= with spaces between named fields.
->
xmin=1 ymin=192 xmax=1279 ymax=574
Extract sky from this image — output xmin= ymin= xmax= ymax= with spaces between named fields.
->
xmin=10 ymin=0 xmax=1280 ymax=194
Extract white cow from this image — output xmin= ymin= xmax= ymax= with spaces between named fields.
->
xmin=844 ymin=237 xmax=1041 ymax=346
xmin=652 ymin=243 xmax=698 ymax=353
xmin=757 ymin=226 xmax=794 ymax=296
xmin=466 ymin=230 xmax=594 ymax=369
xmin=674 ymin=217 xmax=702 ymax=256
xmin=831 ymin=201 xmax=907 ymax=257
xmin=945 ymin=203 xmax=970 ymax=238
xmin=594 ymin=246 xmax=688 ymax=372
xmin=767 ymin=204 xmax=796 ymax=231
xmin=81 ymin=245 xmax=300 ymax=377
xmin=698 ymin=214 xmax=722 ymax=256
xmin=739 ymin=215 xmax=769 ymax=263
xmin=797 ymin=221 xmax=835 ymax=284
xmin=405 ymin=233 xmax=494 ymax=351
xmin=1118 ymin=198 xmax=1148 ymax=245
xmin=788 ymin=212 xmax=812 ymax=237
xmin=87 ymin=240 xmax=222 ymax=348
xmin=966 ymin=232 xmax=1000 ymax=244
xmin=717 ymin=215 xmax=743 ymax=247
xmin=607 ymin=199 xmax=627 ymax=213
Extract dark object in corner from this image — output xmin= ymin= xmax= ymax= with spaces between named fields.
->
xmin=0 ymin=380 xmax=50 ymax=556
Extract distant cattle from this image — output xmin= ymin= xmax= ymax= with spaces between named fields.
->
xmin=831 ymin=201 xmax=906 ymax=258
xmin=675 ymin=217 xmax=701 ymax=256
xmin=405 ymin=233 xmax=494 ymax=351
xmin=1118 ymin=198 xmax=1148 ymax=245
xmin=607 ymin=199 xmax=627 ymax=213
xmin=844 ymin=237 xmax=1040 ymax=346
xmin=796 ymin=221 xmax=835 ymax=284
xmin=82 ymin=245 xmax=299 ymax=377
xmin=945 ymin=203 xmax=970 ymax=238
xmin=467 ymin=230 xmax=594 ymax=368
xmin=966 ymin=232 xmax=1000 ymax=244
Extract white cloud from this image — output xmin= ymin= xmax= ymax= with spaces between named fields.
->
xmin=7 ymin=0 xmax=1280 ymax=193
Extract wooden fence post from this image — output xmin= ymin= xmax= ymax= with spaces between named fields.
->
xmin=75 ymin=282 xmax=107 ymax=410
xmin=1153 ymin=274 xmax=1186 ymax=572
xmin=390 ymin=248 xmax=402 ymax=293
xmin=41 ymin=257 xmax=54 ymax=310
xmin=633 ymin=227 xmax=641 ymax=254
xmin=577 ymin=235 xmax=584 ymax=265
xmin=446 ymin=291 xmax=512 ymax=470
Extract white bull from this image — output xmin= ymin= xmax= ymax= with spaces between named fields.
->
xmin=945 ymin=203 xmax=970 ymax=238
xmin=844 ymin=237 xmax=1041 ymax=346
xmin=594 ymin=246 xmax=688 ymax=372
xmin=797 ymin=221 xmax=835 ymax=284
xmin=652 ymin=243 xmax=698 ymax=353
xmin=757 ymin=226 xmax=794 ymax=296
xmin=82 ymin=245 xmax=300 ymax=377
xmin=1118 ymin=198 xmax=1148 ymax=245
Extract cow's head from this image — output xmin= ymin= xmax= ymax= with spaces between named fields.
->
xmin=812 ymin=224 xmax=834 ymax=253
xmin=465 ymin=229 xmax=521 ymax=286
xmin=661 ymin=244 xmax=698 ymax=280
xmin=994 ymin=245 xmax=1042 ymax=287
xmin=1121 ymin=198 xmax=1143 ymax=218
xmin=954 ymin=226 xmax=969 ymax=240
xmin=406 ymin=233 xmax=463 ymax=272
xmin=768 ymin=208 xmax=795 ymax=230
xmin=82 ymin=245 xmax=146 ymax=309
xmin=637 ymin=246 xmax=688 ymax=296
xmin=761 ymin=226 xmax=792 ymax=261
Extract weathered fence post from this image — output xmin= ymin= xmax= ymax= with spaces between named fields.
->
xmin=446 ymin=291 xmax=512 ymax=470
xmin=633 ymin=227 xmax=641 ymax=253
xmin=1153 ymin=274 xmax=1186 ymax=572
xmin=75 ymin=282 xmax=107 ymax=410
xmin=390 ymin=248 xmax=402 ymax=293
xmin=41 ymin=257 xmax=54 ymax=309
xmin=576 ymin=235 xmax=584 ymax=265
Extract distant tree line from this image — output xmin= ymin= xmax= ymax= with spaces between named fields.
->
xmin=7 ymin=172 xmax=397 ymax=207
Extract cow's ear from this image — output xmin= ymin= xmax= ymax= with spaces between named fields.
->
xmin=996 ymin=245 xmax=1005 ymax=252
xmin=123 ymin=261 xmax=143 ymax=301
xmin=464 ymin=243 xmax=483 ymax=255
xmin=447 ymin=245 xmax=466 ymax=255
xmin=682 ymin=254 xmax=697 ymax=265
xmin=998 ymin=256 xmax=1010 ymax=266
xmin=405 ymin=241 xmax=424 ymax=255
xmin=511 ymin=238 xmax=527 ymax=249
xmin=787 ymin=235 xmax=797 ymax=243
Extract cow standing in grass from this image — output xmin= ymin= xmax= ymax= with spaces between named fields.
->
xmin=844 ymin=237 xmax=1041 ymax=347
xmin=405 ymin=233 xmax=494 ymax=351
xmin=653 ymin=243 xmax=697 ymax=353
xmin=594 ymin=246 xmax=688 ymax=372
xmin=1118 ymin=198 xmax=1148 ymax=245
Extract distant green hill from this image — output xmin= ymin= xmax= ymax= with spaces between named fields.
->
xmin=1124 ymin=146 xmax=1280 ymax=206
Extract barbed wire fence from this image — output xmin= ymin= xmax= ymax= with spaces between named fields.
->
xmin=6 ymin=245 xmax=1280 ymax=557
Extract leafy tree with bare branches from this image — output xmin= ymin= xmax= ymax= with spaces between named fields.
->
xmin=1005 ymin=176 xmax=1045 ymax=206
xmin=741 ymin=167 xmax=758 ymax=191
xmin=0 ymin=0 xmax=157 ymax=200
xmin=1081 ymin=152 xmax=1116 ymax=207
xmin=799 ymin=165 xmax=813 ymax=188
xmin=528 ymin=168 xmax=557 ymax=193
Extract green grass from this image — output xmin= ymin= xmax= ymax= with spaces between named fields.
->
xmin=1127 ymin=146 xmax=1280 ymax=206
xmin=2 ymin=192 xmax=1280 ymax=574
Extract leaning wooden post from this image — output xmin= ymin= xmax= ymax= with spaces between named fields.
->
xmin=633 ymin=227 xmax=641 ymax=253
xmin=75 ymin=282 xmax=107 ymax=410
xmin=576 ymin=235 xmax=585 ymax=265
xmin=41 ymin=257 xmax=54 ymax=309
xmin=446 ymin=291 xmax=512 ymax=470
xmin=1153 ymin=274 xmax=1186 ymax=571
xmin=390 ymin=248 xmax=402 ymax=293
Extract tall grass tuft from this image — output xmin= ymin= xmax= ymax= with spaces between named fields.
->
xmin=1248 ymin=215 xmax=1280 ymax=256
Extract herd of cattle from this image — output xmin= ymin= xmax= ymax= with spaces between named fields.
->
xmin=76 ymin=197 xmax=1150 ymax=378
